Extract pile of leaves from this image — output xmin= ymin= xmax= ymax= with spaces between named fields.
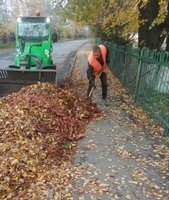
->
xmin=0 ymin=82 xmax=102 ymax=199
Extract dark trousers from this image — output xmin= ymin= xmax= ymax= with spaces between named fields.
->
xmin=87 ymin=72 xmax=108 ymax=99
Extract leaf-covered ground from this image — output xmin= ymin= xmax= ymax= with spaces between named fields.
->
xmin=0 ymin=82 xmax=102 ymax=199
xmin=70 ymin=43 xmax=169 ymax=200
xmin=0 ymin=42 xmax=168 ymax=200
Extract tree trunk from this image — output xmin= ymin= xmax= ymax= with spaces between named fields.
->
xmin=165 ymin=3 xmax=169 ymax=52
xmin=138 ymin=0 xmax=165 ymax=50
xmin=165 ymin=35 xmax=169 ymax=52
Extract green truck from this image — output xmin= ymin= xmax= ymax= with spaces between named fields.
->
xmin=0 ymin=16 xmax=57 ymax=96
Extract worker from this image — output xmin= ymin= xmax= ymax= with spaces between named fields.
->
xmin=87 ymin=44 xmax=109 ymax=106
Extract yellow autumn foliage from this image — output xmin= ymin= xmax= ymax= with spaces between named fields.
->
xmin=59 ymin=0 xmax=168 ymax=43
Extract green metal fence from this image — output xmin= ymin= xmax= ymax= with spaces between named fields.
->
xmin=104 ymin=42 xmax=169 ymax=136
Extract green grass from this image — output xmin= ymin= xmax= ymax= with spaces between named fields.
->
xmin=144 ymin=88 xmax=169 ymax=117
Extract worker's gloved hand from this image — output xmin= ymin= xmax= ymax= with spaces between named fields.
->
xmin=89 ymin=79 xmax=95 ymax=87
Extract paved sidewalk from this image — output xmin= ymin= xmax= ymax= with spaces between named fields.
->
xmin=70 ymin=43 xmax=169 ymax=200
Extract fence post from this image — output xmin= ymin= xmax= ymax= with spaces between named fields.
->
xmin=110 ymin=43 xmax=117 ymax=74
xmin=122 ymin=46 xmax=127 ymax=84
xmin=164 ymin=118 xmax=169 ymax=137
xmin=134 ymin=48 xmax=144 ymax=102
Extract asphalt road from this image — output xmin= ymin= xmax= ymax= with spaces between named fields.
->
xmin=52 ymin=39 xmax=89 ymax=84
xmin=0 ymin=50 xmax=15 ymax=68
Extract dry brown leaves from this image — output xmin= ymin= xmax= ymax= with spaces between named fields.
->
xmin=0 ymin=82 xmax=102 ymax=199
xmin=106 ymin=72 xmax=169 ymax=173
xmin=107 ymin=71 xmax=165 ymax=136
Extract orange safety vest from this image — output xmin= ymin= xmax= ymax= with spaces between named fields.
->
xmin=88 ymin=44 xmax=108 ymax=77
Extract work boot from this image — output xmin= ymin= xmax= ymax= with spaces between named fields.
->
xmin=102 ymin=98 xmax=109 ymax=106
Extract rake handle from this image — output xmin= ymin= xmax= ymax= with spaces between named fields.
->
xmin=88 ymin=86 xmax=94 ymax=97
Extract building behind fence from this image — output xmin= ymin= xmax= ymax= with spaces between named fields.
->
xmin=102 ymin=41 xmax=169 ymax=136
